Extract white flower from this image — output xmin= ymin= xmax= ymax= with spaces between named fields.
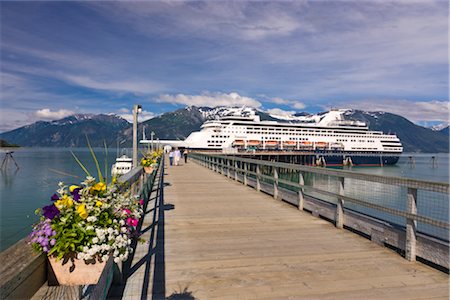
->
xmin=92 ymin=237 xmax=99 ymax=244
xmin=114 ymin=257 xmax=120 ymax=263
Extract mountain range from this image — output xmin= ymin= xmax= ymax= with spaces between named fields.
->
xmin=0 ymin=107 xmax=448 ymax=153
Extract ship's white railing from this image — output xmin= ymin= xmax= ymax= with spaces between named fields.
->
xmin=190 ymin=153 xmax=449 ymax=271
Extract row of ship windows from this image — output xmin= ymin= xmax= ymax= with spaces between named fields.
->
xmin=232 ymin=127 xmax=366 ymax=134
xmin=241 ymin=131 xmax=390 ymax=139
xmin=351 ymin=147 xmax=401 ymax=150
xmin=351 ymin=147 xmax=378 ymax=150
xmin=226 ymin=127 xmax=391 ymax=136
xmin=207 ymin=139 xmax=379 ymax=144
xmin=337 ymin=139 xmax=376 ymax=143
xmin=208 ymin=137 xmax=378 ymax=143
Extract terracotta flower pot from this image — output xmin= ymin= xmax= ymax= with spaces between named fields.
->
xmin=47 ymin=255 xmax=111 ymax=286
xmin=144 ymin=166 xmax=154 ymax=174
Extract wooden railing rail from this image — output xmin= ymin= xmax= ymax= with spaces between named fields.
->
xmin=191 ymin=153 xmax=449 ymax=270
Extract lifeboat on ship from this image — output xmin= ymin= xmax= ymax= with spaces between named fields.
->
xmin=232 ymin=139 xmax=245 ymax=147
xmin=330 ymin=142 xmax=344 ymax=150
xmin=283 ymin=141 xmax=297 ymax=148
xmin=247 ymin=140 xmax=261 ymax=147
xmin=315 ymin=142 xmax=328 ymax=149
xmin=265 ymin=140 xmax=279 ymax=148
xmin=300 ymin=141 xmax=313 ymax=149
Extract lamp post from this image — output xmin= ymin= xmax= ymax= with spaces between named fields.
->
xmin=151 ymin=131 xmax=155 ymax=152
xmin=132 ymin=104 xmax=142 ymax=167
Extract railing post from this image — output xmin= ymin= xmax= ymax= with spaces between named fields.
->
xmin=298 ymin=172 xmax=304 ymax=210
xmin=256 ymin=164 xmax=261 ymax=192
xmin=273 ymin=166 xmax=279 ymax=200
xmin=220 ymin=158 xmax=224 ymax=175
xmin=243 ymin=162 xmax=248 ymax=186
xmin=234 ymin=159 xmax=238 ymax=181
xmin=406 ymin=187 xmax=417 ymax=261
xmin=226 ymin=159 xmax=230 ymax=178
xmin=336 ymin=177 xmax=344 ymax=229
xmin=213 ymin=157 xmax=217 ymax=172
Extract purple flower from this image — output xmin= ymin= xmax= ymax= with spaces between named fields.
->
xmin=73 ymin=192 xmax=81 ymax=202
xmin=42 ymin=204 xmax=60 ymax=220
xmin=70 ymin=188 xmax=81 ymax=202
xmin=50 ymin=193 xmax=59 ymax=201
xmin=50 ymin=239 xmax=56 ymax=246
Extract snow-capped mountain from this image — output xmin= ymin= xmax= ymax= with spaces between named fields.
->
xmin=0 ymin=114 xmax=130 ymax=147
xmin=430 ymin=123 xmax=449 ymax=131
xmin=1 ymin=106 xmax=448 ymax=152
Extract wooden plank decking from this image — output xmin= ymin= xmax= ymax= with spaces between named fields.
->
xmin=115 ymin=158 xmax=449 ymax=300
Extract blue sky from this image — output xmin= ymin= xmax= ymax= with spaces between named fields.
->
xmin=0 ymin=0 xmax=448 ymax=132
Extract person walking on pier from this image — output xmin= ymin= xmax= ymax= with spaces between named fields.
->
xmin=174 ymin=148 xmax=181 ymax=166
xmin=184 ymin=149 xmax=188 ymax=163
xmin=169 ymin=150 xmax=174 ymax=166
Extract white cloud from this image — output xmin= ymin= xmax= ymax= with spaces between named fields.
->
xmin=292 ymin=102 xmax=306 ymax=110
xmin=118 ymin=110 xmax=155 ymax=123
xmin=265 ymin=108 xmax=296 ymax=117
xmin=268 ymin=97 xmax=306 ymax=110
xmin=158 ymin=92 xmax=262 ymax=108
xmin=341 ymin=99 xmax=450 ymax=123
xmin=34 ymin=108 xmax=74 ymax=120
xmin=118 ymin=108 xmax=130 ymax=113
xmin=64 ymin=75 xmax=164 ymax=94
xmin=87 ymin=1 xmax=311 ymax=41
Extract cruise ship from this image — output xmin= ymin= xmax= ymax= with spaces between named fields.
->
xmin=141 ymin=109 xmax=403 ymax=166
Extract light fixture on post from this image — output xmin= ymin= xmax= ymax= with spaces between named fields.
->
xmin=132 ymin=104 xmax=142 ymax=167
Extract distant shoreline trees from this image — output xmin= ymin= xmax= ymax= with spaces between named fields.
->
xmin=0 ymin=139 xmax=20 ymax=148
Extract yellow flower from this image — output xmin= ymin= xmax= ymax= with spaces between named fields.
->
xmin=77 ymin=204 xmax=88 ymax=219
xmin=62 ymin=195 xmax=73 ymax=208
xmin=54 ymin=195 xmax=73 ymax=209
xmin=55 ymin=200 xmax=64 ymax=209
xmin=95 ymin=201 xmax=103 ymax=207
xmin=66 ymin=198 xmax=74 ymax=208
xmin=69 ymin=185 xmax=80 ymax=193
xmin=91 ymin=182 xmax=106 ymax=193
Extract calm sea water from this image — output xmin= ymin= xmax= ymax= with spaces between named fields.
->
xmin=0 ymin=149 xmax=448 ymax=251
xmin=0 ymin=147 xmax=130 ymax=251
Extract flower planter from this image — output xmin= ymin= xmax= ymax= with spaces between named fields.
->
xmin=47 ymin=255 xmax=111 ymax=286
xmin=144 ymin=166 xmax=154 ymax=174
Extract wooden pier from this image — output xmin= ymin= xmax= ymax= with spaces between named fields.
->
xmin=2 ymin=155 xmax=449 ymax=299
xmin=114 ymin=157 xmax=448 ymax=299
